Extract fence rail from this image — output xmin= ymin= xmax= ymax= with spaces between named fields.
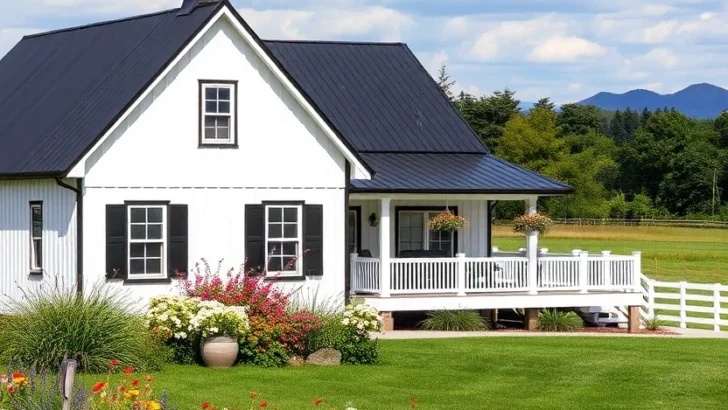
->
xmin=495 ymin=218 xmax=728 ymax=229
xmin=641 ymin=274 xmax=728 ymax=331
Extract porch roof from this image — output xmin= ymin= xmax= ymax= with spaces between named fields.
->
xmin=350 ymin=153 xmax=574 ymax=195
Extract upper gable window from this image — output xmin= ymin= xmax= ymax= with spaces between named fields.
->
xmin=199 ymin=80 xmax=238 ymax=147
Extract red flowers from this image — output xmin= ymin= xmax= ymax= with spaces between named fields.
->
xmin=124 ymin=366 xmax=134 ymax=375
xmin=131 ymin=379 xmax=140 ymax=387
xmin=259 ymin=401 xmax=268 ymax=408
xmin=313 ymin=398 xmax=323 ymax=405
xmin=201 ymin=403 xmax=210 ymax=409
xmin=92 ymin=382 xmax=107 ymax=393
xmin=109 ymin=359 xmax=119 ymax=368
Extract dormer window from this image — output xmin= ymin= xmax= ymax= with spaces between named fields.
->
xmin=199 ymin=80 xmax=238 ymax=147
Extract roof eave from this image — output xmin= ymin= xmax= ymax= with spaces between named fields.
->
xmin=349 ymin=187 xmax=575 ymax=196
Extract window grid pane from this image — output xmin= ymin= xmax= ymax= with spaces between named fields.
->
xmin=266 ymin=206 xmax=301 ymax=273
xmin=30 ymin=204 xmax=43 ymax=270
xmin=129 ymin=207 xmax=165 ymax=276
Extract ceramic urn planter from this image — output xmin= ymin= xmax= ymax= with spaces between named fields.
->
xmin=201 ymin=336 xmax=239 ymax=368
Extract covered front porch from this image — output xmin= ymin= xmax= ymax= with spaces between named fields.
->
xmin=347 ymin=194 xmax=644 ymax=319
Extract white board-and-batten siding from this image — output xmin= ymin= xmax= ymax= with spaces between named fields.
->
xmin=352 ymin=199 xmax=490 ymax=258
xmin=76 ymin=16 xmax=348 ymax=306
xmin=0 ymin=179 xmax=77 ymax=304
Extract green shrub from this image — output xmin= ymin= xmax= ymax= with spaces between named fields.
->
xmin=419 ymin=310 xmax=490 ymax=332
xmin=305 ymin=314 xmax=348 ymax=355
xmin=537 ymin=309 xmax=584 ymax=332
xmin=0 ymin=283 xmax=166 ymax=373
xmin=304 ymin=313 xmax=380 ymax=365
xmin=339 ymin=328 xmax=379 ymax=365
xmin=643 ymin=315 xmax=665 ymax=331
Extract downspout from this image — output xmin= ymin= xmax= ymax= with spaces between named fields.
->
xmin=344 ymin=161 xmax=351 ymax=305
xmin=487 ymin=201 xmax=498 ymax=257
xmin=55 ymin=178 xmax=83 ymax=296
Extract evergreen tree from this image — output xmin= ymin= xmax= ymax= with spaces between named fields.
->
xmin=533 ymin=97 xmax=555 ymax=111
xmin=436 ymin=65 xmax=456 ymax=101
xmin=640 ymin=108 xmax=652 ymax=126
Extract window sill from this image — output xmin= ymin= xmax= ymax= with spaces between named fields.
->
xmin=198 ymin=143 xmax=239 ymax=149
xmin=123 ymin=278 xmax=173 ymax=285
xmin=264 ymin=275 xmax=306 ymax=282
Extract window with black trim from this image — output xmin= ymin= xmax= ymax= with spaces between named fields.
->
xmin=30 ymin=202 xmax=42 ymax=271
xmin=399 ymin=210 xmax=454 ymax=256
xmin=128 ymin=206 xmax=166 ymax=278
xmin=200 ymin=81 xmax=237 ymax=146
xmin=265 ymin=205 xmax=302 ymax=276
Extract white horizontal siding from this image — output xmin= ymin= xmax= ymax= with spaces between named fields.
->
xmin=352 ymin=199 xmax=489 ymax=258
xmin=0 ymin=179 xmax=77 ymax=305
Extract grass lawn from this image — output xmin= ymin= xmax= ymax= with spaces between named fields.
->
xmin=84 ymin=338 xmax=728 ymax=410
xmin=493 ymin=225 xmax=728 ymax=283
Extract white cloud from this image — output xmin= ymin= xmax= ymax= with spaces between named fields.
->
xmin=641 ymin=20 xmax=677 ymax=43
xmin=468 ymin=15 xmax=569 ymax=61
xmin=418 ymin=50 xmax=449 ymax=77
xmin=528 ymin=36 xmax=606 ymax=63
xmin=700 ymin=12 xmax=714 ymax=20
xmin=636 ymin=47 xmax=680 ymax=68
xmin=567 ymin=83 xmax=582 ymax=93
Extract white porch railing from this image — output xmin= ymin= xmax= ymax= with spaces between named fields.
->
xmin=351 ymin=251 xmax=642 ymax=296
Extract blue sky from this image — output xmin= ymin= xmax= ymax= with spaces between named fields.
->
xmin=1 ymin=0 xmax=727 ymax=104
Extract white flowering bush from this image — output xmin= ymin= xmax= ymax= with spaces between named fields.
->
xmin=189 ymin=300 xmax=250 ymax=339
xmin=342 ymin=304 xmax=382 ymax=335
xmin=146 ymin=295 xmax=201 ymax=341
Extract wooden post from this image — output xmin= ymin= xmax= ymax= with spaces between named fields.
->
xmin=578 ymin=251 xmax=589 ymax=294
xmin=379 ymin=198 xmax=391 ymax=298
xmin=526 ymin=197 xmax=539 ymax=295
xmin=602 ymin=251 xmax=612 ymax=289
xmin=456 ymin=253 xmax=467 ymax=296
xmin=679 ymin=281 xmax=687 ymax=329
xmin=627 ymin=305 xmax=640 ymax=333
xmin=714 ymin=283 xmax=721 ymax=332
xmin=60 ymin=359 xmax=78 ymax=410
xmin=524 ymin=308 xmax=539 ymax=331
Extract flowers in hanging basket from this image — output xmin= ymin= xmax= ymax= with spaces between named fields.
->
xmin=428 ymin=212 xmax=468 ymax=232
xmin=513 ymin=213 xmax=553 ymax=235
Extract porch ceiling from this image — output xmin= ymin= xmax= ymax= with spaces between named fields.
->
xmin=350 ymin=153 xmax=573 ymax=195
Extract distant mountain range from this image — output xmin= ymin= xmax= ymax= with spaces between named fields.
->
xmin=579 ymin=83 xmax=728 ymax=119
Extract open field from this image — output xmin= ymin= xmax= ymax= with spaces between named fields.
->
xmin=493 ymin=225 xmax=728 ymax=283
xmin=82 ymin=337 xmax=728 ymax=410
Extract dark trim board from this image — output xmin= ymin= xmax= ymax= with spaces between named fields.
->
xmin=394 ymin=206 xmax=459 ymax=258
xmin=344 ymin=161 xmax=352 ymax=302
xmin=349 ymin=206 xmax=362 ymax=254
xmin=350 ymin=188 xmax=574 ymax=195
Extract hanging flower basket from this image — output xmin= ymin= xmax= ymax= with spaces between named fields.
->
xmin=428 ymin=212 xmax=468 ymax=232
xmin=513 ymin=213 xmax=553 ymax=236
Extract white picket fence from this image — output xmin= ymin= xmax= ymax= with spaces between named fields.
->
xmin=641 ymin=274 xmax=728 ymax=332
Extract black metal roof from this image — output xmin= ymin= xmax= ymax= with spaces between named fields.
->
xmin=264 ymin=40 xmax=488 ymax=154
xmin=351 ymin=153 xmax=574 ymax=194
xmin=0 ymin=2 xmax=222 ymax=176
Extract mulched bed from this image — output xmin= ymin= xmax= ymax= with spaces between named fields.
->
xmin=495 ymin=327 xmax=680 ymax=335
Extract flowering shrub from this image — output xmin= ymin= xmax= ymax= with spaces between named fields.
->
xmin=513 ymin=213 xmax=553 ymax=235
xmin=342 ymin=304 xmax=382 ymax=335
xmin=0 ymin=372 xmax=29 ymax=404
xmin=88 ymin=360 xmax=165 ymax=410
xmin=147 ymin=296 xmax=201 ymax=341
xmin=428 ymin=212 xmax=467 ymax=232
xmin=182 ymin=260 xmax=322 ymax=367
xmin=190 ymin=301 xmax=249 ymax=339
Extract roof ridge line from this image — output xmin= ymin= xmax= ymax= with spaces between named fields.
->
xmin=23 ymin=5 xmax=216 ymax=39
xmin=359 ymin=151 xmax=488 ymax=155
xmin=263 ymin=39 xmax=405 ymax=46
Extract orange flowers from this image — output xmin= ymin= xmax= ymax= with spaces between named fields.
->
xmin=93 ymin=382 xmax=108 ymax=393
xmin=124 ymin=366 xmax=134 ymax=375
xmin=428 ymin=212 xmax=468 ymax=232
xmin=313 ymin=397 xmax=323 ymax=405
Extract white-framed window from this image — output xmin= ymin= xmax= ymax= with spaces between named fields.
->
xmin=30 ymin=202 xmax=43 ymax=271
xmin=398 ymin=210 xmax=454 ymax=256
xmin=128 ymin=206 xmax=167 ymax=279
xmin=265 ymin=205 xmax=302 ymax=276
xmin=200 ymin=81 xmax=237 ymax=146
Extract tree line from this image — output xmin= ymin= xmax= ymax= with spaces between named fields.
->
xmin=438 ymin=67 xmax=727 ymax=220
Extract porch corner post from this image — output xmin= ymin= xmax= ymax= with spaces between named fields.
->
xmin=632 ymin=251 xmax=642 ymax=292
xmin=380 ymin=198 xmax=392 ymax=297
xmin=578 ymin=251 xmax=589 ymax=294
xmin=350 ymin=253 xmax=358 ymax=295
xmin=526 ymin=197 xmax=538 ymax=295
xmin=456 ymin=253 xmax=467 ymax=296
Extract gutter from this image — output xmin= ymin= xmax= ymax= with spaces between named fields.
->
xmin=55 ymin=178 xmax=84 ymax=296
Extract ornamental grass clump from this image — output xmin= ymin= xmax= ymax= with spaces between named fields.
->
xmin=0 ymin=283 xmax=165 ymax=373
xmin=419 ymin=310 xmax=490 ymax=331
xmin=537 ymin=309 xmax=584 ymax=332
xmin=428 ymin=212 xmax=467 ymax=232
xmin=512 ymin=213 xmax=553 ymax=235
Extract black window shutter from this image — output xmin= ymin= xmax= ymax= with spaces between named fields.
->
xmin=168 ymin=205 xmax=189 ymax=279
xmin=303 ymin=205 xmax=324 ymax=276
xmin=245 ymin=205 xmax=266 ymax=274
xmin=105 ymin=205 xmax=127 ymax=280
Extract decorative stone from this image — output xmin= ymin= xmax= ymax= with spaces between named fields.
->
xmin=288 ymin=356 xmax=305 ymax=367
xmin=306 ymin=348 xmax=341 ymax=366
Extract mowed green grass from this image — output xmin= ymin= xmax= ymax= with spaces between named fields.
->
xmin=493 ymin=225 xmax=728 ymax=283
xmin=82 ymin=338 xmax=728 ymax=410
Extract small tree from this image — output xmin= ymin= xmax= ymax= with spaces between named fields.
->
xmin=437 ymin=65 xmax=456 ymax=101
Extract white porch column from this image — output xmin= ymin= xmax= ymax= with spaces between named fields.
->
xmin=526 ymin=197 xmax=539 ymax=295
xmin=379 ymin=198 xmax=392 ymax=297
